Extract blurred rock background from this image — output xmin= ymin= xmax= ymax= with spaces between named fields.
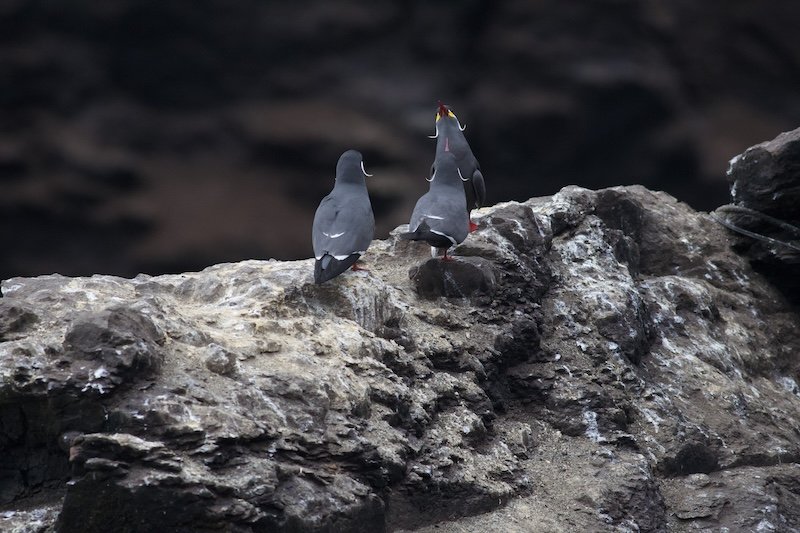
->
xmin=2 ymin=0 xmax=800 ymax=279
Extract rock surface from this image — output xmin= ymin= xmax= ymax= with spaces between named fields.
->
xmin=2 ymin=186 xmax=800 ymax=532
xmin=720 ymin=126 xmax=800 ymax=305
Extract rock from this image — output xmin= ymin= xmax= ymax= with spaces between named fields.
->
xmin=0 ymin=301 xmax=38 ymax=342
xmin=409 ymin=257 xmax=497 ymax=299
xmin=717 ymin=127 xmax=800 ymax=305
xmin=661 ymin=465 xmax=800 ymax=531
xmin=62 ymin=306 xmax=166 ymax=383
xmin=0 ymin=502 xmax=61 ymax=533
xmin=2 ymin=186 xmax=800 ymax=532
xmin=204 ymin=343 xmax=238 ymax=376
xmin=726 ymin=127 xmax=800 ymax=218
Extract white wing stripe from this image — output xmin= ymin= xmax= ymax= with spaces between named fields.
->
xmin=430 ymin=229 xmax=457 ymax=245
xmin=318 ymin=253 xmax=363 ymax=261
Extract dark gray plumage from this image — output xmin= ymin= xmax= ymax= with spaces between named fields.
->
xmin=431 ymin=102 xmax=485 ymax=224
xmin=400 ymin=152 xmax=469 ymax=258
xmin=312 ymin=150 xmax=375 ymax=284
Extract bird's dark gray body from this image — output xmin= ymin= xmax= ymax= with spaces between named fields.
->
xmin=432 ymin=103 xmax=485 ymax=213
xmin=401 ymin=152 xmax=469 ymax=253
xmin=312 ymin=150 xmax=374 ymax=284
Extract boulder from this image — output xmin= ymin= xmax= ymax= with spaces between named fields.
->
xmin=718 ymin=127 xmax=800 ymax=305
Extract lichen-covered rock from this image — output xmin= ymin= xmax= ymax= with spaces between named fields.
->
xmin=1 ymin=186 xmax=799 ymax=532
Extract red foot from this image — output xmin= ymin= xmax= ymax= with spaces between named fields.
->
xmin=441 ymin=250 xmax=454 ymax=262
xmin=469 ymin=220 xmax=479 ymax=233
xmin=351 ymin=263 xmax=369 ymax=271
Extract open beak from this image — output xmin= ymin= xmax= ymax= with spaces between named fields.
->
xmin=436 ymin=101 xmax=462 ymax=130
xmin=437 ymin=101 xmax=449 ymax=121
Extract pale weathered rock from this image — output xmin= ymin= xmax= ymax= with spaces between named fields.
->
xmin=1 ymin=186 xmax=799 ymax=532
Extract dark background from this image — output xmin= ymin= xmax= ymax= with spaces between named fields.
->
xmin=3 ymin=0 xmax=800 ymax=279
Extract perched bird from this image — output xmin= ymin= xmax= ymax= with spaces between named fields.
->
xmin=400 ymin=152 xmax=469 ymax=259
xmin=312 ymin=150 xmax=375 ymax=284
xmin=430 ymin=101 xmax=485 ymax=232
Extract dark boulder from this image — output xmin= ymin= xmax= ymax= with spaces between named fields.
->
xmin=717 ymin=127 xmax=800 ymax=305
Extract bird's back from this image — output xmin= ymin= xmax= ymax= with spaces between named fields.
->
xmin=313 ymin=186 xmax=374 ymax=259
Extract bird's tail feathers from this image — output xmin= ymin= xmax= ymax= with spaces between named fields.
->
xmin=399 ymin=220 xmax=433 ymax=241
xmin=314 ymin=253 xmax=360 ymax=284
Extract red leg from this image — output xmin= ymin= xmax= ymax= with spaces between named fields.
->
xmin=441 ymin=249 xmax=453 ymax=261
xmin=469 ymin=220 xmax=479 ymax=233
xmin=351 ymin=263 xmax=369 ymax=271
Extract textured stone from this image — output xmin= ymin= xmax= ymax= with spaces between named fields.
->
xmin=0 ymin=301 xmax=38 ymax=342
xmin=204 ymin=343 xmax=238 ymax=376
xmin=1 ymin=186 xmax=799 ymax=532
xmin=718 ymin=126 xmax=800 ymax=305
xmin=409 ymin=257 xmax=497 ymax=299
xmin=726 ymin=127 xmax=800 ymax=218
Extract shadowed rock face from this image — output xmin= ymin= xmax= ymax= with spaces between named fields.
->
xmin=718 ymin=126 xmax=800 ymax=305
xmin=2 ymin=186 xmax=800 ymax=532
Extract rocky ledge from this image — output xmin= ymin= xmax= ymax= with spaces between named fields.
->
xmin=1 ymin=182 xmax=799 ymax=532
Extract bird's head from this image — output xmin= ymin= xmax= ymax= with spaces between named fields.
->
xmin=427 ymin=152 xmax=466 ymax=184
xmin=436 ymin=101 xmax=453 ymax=121
xmin=430 ymin=101 xmax=466 ymax=138
xmin=336 ymin=150 xmax=372 ymax=184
